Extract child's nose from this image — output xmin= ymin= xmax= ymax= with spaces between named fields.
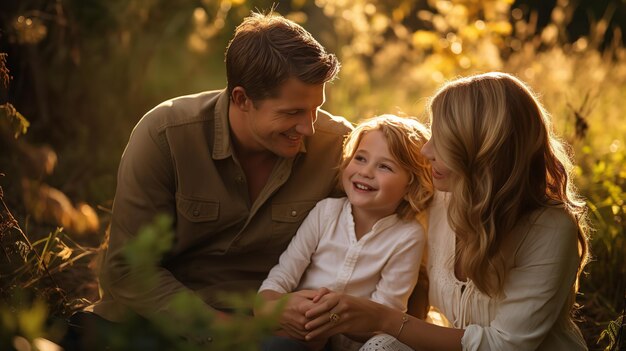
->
xmin=358 ymin=164 xmax=375 ymax=178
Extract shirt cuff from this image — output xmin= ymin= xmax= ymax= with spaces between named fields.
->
xmin=461 ymin=324 xmax=483 ymax=351
xmin=258 ymin=281 xmax=289 ymax=294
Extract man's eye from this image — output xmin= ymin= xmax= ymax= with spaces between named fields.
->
xmin=285 ymin=110 xmax=300 ymax=115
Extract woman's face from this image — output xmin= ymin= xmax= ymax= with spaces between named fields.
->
xmin=421 ymin=138 xmax=453 ymax=192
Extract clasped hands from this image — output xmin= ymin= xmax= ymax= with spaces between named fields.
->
xmin=277 ymin=287 xmax=361 ymax=341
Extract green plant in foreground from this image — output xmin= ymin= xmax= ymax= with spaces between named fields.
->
xmin=106 ymin=214 xmax=280 ymax=350
xmin=598 ymin=310 xmax=624 ymax=351
xmin=0 ymin=185 xmax=93 ymax=349
xmin=1 ymin=208 xmax=281 ymax=350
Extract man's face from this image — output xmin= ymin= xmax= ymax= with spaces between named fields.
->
xmin=242 ymin=78 xmax=326 ymax=158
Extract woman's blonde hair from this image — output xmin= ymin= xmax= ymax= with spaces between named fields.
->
xmin=339 ymin=114 xmax=434 ymax=220
xmin=428 ymin=72 xmax=590 ymax=297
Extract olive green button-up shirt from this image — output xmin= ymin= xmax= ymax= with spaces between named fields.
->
xmin=92 ymin=89 xmax=352 ymax=322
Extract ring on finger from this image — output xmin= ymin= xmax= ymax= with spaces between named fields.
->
xmin=329 ymin=312 xmax=340 ymax=323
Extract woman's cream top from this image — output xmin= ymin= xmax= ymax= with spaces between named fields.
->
xmin=427 ymin=191 xmax=588 ymax=350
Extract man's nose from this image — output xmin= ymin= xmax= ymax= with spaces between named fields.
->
xmin=295 ymin=110 xmax=316 ymax=136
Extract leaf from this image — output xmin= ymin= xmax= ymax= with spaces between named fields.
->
xmin=56 ymin=243 xmax=73 ymax=261
xmin=123 ymin=215 xmax=174 ymax=288
xmin=597 ymin=314 xmax=624 ymax=351
xmin=0 ymin=103 xmax=30 ymax=138
xmin=16 ymin=298 xmax=48 ymax=341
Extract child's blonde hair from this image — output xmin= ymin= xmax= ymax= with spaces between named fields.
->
xmin=339 ymin=114 xmax=434 ymax=220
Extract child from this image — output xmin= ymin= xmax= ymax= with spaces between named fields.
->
xmin=257 ymin=114 xmax=434 ymax=351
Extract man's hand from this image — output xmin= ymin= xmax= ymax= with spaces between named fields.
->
xmin=279 ymin=290 xmax=323 ymax=339
xmin=257 ymin=289 xmax=322 ymax=340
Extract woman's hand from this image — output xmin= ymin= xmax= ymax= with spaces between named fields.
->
xmin=303 ymin=291 xmax=386 ymax=340
xmin=311 ymin=287 xmax=332 ymax=303
xmin=305 ymin=292 xmax=466 ymax=351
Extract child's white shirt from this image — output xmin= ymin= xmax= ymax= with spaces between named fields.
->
xmin=259 ymin=197 xmax=424 ymax=311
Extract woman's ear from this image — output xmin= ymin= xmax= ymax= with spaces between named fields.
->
xmin=231 ymin=87 xmax=252 ymax=111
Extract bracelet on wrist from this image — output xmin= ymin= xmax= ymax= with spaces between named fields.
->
xmin=396 ymin=313 xmax=409 ymax=339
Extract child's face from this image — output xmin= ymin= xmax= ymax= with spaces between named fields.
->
xmin=342 ymin=130 xmax=411 ymax=219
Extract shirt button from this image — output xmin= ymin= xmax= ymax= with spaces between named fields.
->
xmin=290 ymin=210 xmax=297 ymax=217
xmin=193 ymin=210 xmax=200 ymax=217
xmin=236 ymin=176 xmax=244 ymax=183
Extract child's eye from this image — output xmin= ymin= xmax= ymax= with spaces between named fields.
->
xmin=354 ymin=155 xmax=366 ymax=162
xmin=379 ymin=164 xmax=393 ymax=171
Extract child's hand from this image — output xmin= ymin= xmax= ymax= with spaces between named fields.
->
xmin=312 ymin=287 xmax=332 ymax=303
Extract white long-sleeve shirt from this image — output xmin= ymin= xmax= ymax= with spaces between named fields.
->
xmin=260 ymin=197 xmax=425 ymax=311
xmin=428 ymin=191 xmax=587 ymax=350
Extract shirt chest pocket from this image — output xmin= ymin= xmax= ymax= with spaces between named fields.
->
xmin=268 ymin=201 xmax=317 ymax=252
xmin=175 ymin=193 xmax=222 ymax=248
xmin=176 ymin=193 xmax=220 ymax=222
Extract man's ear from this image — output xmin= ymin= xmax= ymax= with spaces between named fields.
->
xmin=231 ymin=87 xmax=252 ymax=112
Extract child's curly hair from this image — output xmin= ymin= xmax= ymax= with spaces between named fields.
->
xmin=339 ymin=114 xmax=434 ymax=220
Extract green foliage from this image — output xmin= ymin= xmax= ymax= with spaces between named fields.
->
xmin=0 ymin=103 xmax=30 ymax=139
xmin=0 ymin=54 xmax=29 ymax=139
xmin=122 ymin=214 xmax=174 ymax=289
xmin=0 ymin=290 xmax=66 ymax=350
xmin=150 ymin=291 xmax=283 ymax=351
xmin=1 ymin=210 xmax=281 ymax=350
xmin=1 ymin=293 xmax=47 ymax=342
xmin=580 ymin=145 xmax=626 ymax=349
xmin=111 ymin=215 xmax=280 ymax=350
xmin=597 ymin=313 xmax=624 ymax=351
xmin=0 ymin=193 xmax=84 ymax=349
xmin=0 ymin=223 xmax=96 ymax=302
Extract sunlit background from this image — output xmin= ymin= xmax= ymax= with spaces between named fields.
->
xmin=1 ymin=1 xmax=625 ymax=350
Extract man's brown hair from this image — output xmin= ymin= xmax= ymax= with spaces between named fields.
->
xmin=225 ymin=11 xmax=340 ymax=101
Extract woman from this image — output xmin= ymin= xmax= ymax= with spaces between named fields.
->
xmin=302 ymin=72 xmax=590 ymax=350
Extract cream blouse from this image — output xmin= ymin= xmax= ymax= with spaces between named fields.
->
xmin=427 ymin=191 xmax=588 ymax=350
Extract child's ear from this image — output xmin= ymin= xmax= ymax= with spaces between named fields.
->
xmin=231 ymin=87 xmax=252 ymax=111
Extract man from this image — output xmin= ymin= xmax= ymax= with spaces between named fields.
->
xmin=71 ymin=11 xmax=352 ymax=348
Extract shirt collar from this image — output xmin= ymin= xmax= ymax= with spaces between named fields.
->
xmin=342 ymin=199 xmax=401 ymax=240
xmin=212 ymin=89 xmax=232 ymax=160
xmin=372 ymin=213 xmax=400 ymax=233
